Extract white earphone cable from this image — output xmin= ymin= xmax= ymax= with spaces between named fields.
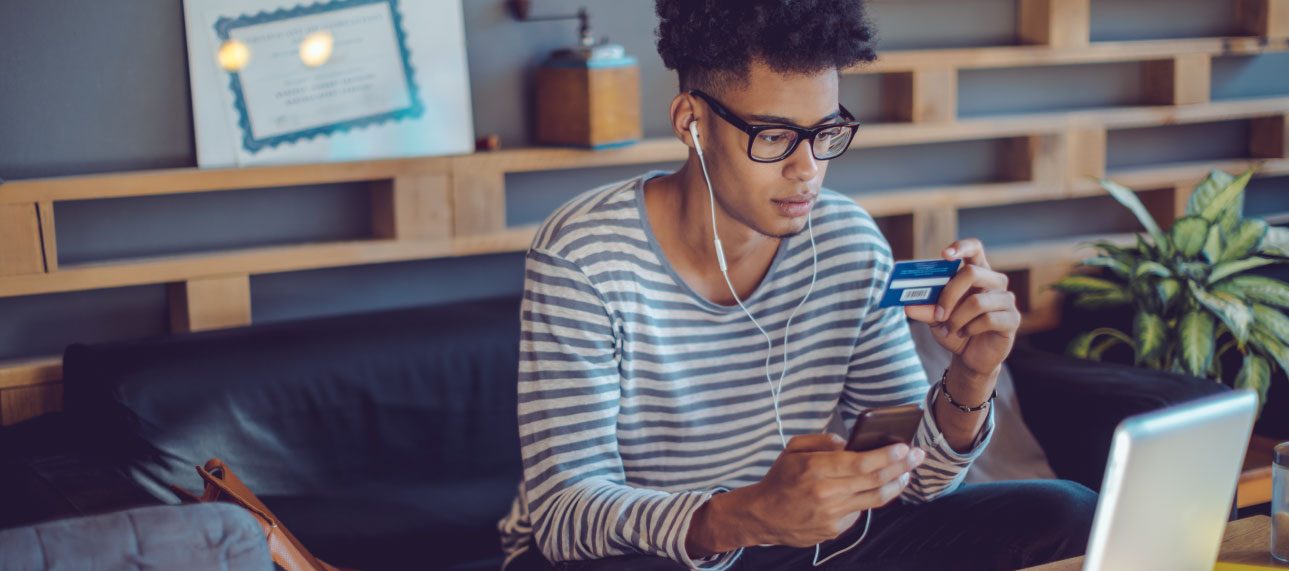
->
xmin=690 ymin=121 xmax=871 ymax=566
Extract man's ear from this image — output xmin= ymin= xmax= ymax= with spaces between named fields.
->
xmin=669 ymin=92 xmax=699 ymax=151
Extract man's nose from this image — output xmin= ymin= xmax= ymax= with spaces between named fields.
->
xmin=783 ymin=138 xmax=820 ymax=182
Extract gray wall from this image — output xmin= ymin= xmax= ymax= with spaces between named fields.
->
xmin=0 ymin=0 xmax=1287 ymax=360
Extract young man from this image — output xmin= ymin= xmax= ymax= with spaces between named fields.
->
xmin=499 ymin=1 xmax=1096 ymax=569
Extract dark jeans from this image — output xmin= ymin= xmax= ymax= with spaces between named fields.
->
xmin=509 ymin=479 xmax=1097 ymax=571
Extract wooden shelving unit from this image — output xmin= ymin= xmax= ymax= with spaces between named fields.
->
xmin=1 ymin=0 xmax=1288 ymax=453
xmin=849 ymin=36 xmax=1289 ymax=74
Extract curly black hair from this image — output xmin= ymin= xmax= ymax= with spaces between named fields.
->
xmin=655 ymin=0 xmax=878 ymax=93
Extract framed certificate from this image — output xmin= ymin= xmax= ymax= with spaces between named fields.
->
xmin=184 ymin=0 xmax=473 ymax=168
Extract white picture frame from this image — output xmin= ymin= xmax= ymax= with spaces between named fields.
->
xmin=183 ymin=0 xmax=474 ymax=168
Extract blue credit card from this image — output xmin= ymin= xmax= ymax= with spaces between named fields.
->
xmin=878 ymin=258 xmax=963 ymax=308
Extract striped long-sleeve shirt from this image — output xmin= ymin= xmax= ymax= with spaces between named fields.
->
xmin=497 ymin=172 xmax=995 ymax=570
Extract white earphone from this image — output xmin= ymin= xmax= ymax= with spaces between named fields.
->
xmin=687 ymin=119 xmax=871 ymax=566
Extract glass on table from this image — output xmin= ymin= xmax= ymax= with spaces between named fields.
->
xmin=1272 ymin=441 xmax=1289 ymax=562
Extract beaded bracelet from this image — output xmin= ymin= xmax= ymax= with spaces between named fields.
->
xmin=939 ymin=367 xmax=996 ymax=413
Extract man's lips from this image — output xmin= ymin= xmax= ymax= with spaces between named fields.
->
xmin=772 ymin=195 xmax=817 ymax=205
xmin=771 ymin=195 xmax=817 ymax=217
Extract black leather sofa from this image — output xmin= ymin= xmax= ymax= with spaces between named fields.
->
xmin=0 ymin=294 xmax=1232 ymax=570
xmin=1 ymin=296 xmax=523 ymax=571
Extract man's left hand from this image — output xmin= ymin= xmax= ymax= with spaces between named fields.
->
xmin=903 ymin=238 xmax=1021 ymax=379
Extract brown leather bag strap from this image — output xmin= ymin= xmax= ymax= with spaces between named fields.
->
xmin=172 ymin=459 xmax=354 ymax=571
xmin=193 ymin=459 xmax=327 ymax=571
xmin=195 ymin=464 xmax=278 ymax=526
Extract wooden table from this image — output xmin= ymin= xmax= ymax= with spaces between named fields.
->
xmin=1024 ymin=516 xmax=1289 ymax=570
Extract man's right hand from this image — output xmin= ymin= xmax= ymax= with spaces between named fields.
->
xmin=687 ymin=432 xmax=927 ymax=558
xmin=742 ymin=433 xmax=926 ymax=547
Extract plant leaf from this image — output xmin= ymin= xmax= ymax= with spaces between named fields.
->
xmin=1074 ymin=290 xmax=1134 ymax=309
xmin=1051 ymin=275 xmax=1124 ymax=294
xmin=1208 ymin=256 xmax=1283 ymax=285
xmin=1190 ymin=282 xmax=1253 ymax=345
xmin=1088 ymin=240 xmax=1141 ymax=263
xmin=1089 ymin=337 xmax=1126 ymax=361
xmin=1260 ymin=226 xmax=1289 ymax=258
xmin=1134 ymin=311 xmax=1168 ymax=367
xmin=1170 ymin=216 xmax=1210 ymax=258
xmin=1178 ymin=261 xmax=1210 ymax=282
xmin=1137 ymin=233 xmax=1160 ymax=258
xmin=1067 ymin=331 xmax=1095 ymax=359
xmin=1203 ymin=223 xmax=1224 ymax=264
xmin=1186 ymin=169 xmax=1236 ymax=218
xmin=1094 ymin=327 xmax=1136 ymax=345
xmin=1134 ymin=261 xmax=1173 ymax=279
xmin=1132 ymin=276 xmax=1157 ymax=306
xmin=1157 ymin=278 xmax=1182 ymax=310
xmin=1067 ymin=327 xmax=1134 ymax=360
xmin=1081 ymin=256 xmax=1132 ymax=279
xmin=1210 ymin=346 xmax=1225 ymax=380
xmin=1199 ymin=169 xmax=1254 ymax=224
xmin=1220 ymin=219 xmax=1269 ymax=262
xmin=1180 ymin=310 xmax=1216 ymax=377
xmin=1100 ymin=178 xmax=1168 ymax=252
xmin=1235 ymin=353 xmax=1271 ymax=409
xmin=1250 ymin=328 xmax=1289 ymax=380
xmin=1215 ymin=275 xmax=1289 ymax=310
xmin=1220 ymin=184 xmax=1247 ymax=236
xmin=1252 ymin=303 xmax=1289 ymax=345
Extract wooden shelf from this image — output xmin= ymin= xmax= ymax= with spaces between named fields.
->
xmin=847 ymin=36 xmax=1289 ymax=75
xmin=990 ymin=232 xmax=1138 ymax=271
xmin=1076 ymin=158 xmax=1289 ymax=195
xmin=453 ymin=138 xmax=687 ymax=174
xmin=0 ymin=226 xmax=540 ymax=299
xmin=845 ymin=96 xmax=1289 ymax=151
xmin=0 ymin=156 xmax=452 ymax=205
xmin=1238 ymin=434 xmax=1281 ymax=508
xmin=3 ymin=98 xmax=1286 ymax=206
xmin=1071 ymin=97 xmax=1289 ymax=130
xmin=3 ymin=149 xmax=1284 ymax=301
xmin=848 ymin=181 xmax=1048 ymax=217
xmin=0 ymin=356 xmax=61 ymax=390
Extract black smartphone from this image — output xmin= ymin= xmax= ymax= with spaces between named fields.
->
xmin=845 ymin=403 xmax=925 ymax=452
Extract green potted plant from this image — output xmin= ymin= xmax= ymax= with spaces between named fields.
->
xmin=1051 ymin=168 xmax=1289 ymax=416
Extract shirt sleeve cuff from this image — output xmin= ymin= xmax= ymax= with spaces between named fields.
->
xmin=669 ymin=487 xmax=745 ymax=571
xmin=920 ymin=380 xmax=996 ymax=463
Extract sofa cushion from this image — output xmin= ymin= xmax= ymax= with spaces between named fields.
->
xmin=0 ymin=503 xmax=270 ymax=570
xmin=1006 ymin=345 xmax=1229 ymax=491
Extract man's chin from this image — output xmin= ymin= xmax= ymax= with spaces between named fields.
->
xmin=763 ymin=220 xmax=810 ymax=240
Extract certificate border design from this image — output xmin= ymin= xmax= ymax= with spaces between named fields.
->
xmin=214 ymin=0 xmax=425 ymax=154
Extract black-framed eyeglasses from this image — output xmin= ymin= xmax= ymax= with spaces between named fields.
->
xmin=689 ymin=89 xmax=861 ymax=163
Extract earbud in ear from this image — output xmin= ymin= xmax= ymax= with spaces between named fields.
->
xmin=688 ymin=120 xmax=703 ymax=156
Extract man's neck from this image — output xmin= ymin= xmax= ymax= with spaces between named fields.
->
xmin=643 ymin=158 xmax=783 ymax=306
xmin=659 ymin=159 xmax=778 ymax=270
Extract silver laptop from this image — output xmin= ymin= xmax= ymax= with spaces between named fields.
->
xmin=1083 ymin=389 xmax=1259 ymax=571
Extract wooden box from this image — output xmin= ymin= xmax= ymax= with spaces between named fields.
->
xmin=536 ymin=54 xmax=642 ymax=149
